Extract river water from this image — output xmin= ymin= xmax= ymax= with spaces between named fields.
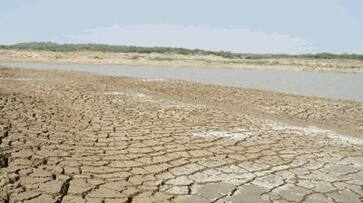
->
xmin=2 ymin=62 xmax=363 ymax=102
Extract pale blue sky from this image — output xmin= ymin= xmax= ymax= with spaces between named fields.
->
xmin=1 ymin=0 xmax=363 ymax=53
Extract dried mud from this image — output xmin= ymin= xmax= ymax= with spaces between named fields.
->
xmin=0 ymin=67 xmax=362 ymax=203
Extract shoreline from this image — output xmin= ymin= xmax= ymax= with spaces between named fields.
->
xmin=1 ymin=49 xmax=362 ymax=74
xmin=1 ymin=66 xmax=362 ymax=138
xmin=2 ymin=61 xmax=363 ymax=103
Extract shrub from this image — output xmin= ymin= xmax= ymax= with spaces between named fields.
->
xmin=1 ymin=42 xmax=362 ymax=60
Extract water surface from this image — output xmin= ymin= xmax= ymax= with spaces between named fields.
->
xmin=2 ymin=62 xmax=363 ymax=102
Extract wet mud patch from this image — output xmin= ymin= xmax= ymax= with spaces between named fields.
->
xmin=0 ymin=153 xmax=9 ymax=168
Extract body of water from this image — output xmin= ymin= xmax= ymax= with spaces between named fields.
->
xmin=2 ymin=62 xmax=363 ymax=102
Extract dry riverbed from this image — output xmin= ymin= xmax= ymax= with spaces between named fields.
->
xmin=1 ymin=49 xmax=363 ymax=73
xmin=0 ymin=67 xmax=363 ymax=203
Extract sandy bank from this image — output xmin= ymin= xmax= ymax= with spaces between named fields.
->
xmin=1 ymin=49 xmax=363 ymax=73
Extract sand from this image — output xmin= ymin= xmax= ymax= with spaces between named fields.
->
xmin=0 ymin=49 xmax=363 ymax=73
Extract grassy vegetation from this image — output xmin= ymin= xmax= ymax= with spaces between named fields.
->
xmin=1 ymin=42 xmax=363 ymax=60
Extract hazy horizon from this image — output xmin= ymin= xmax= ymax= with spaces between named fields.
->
xmin=3 ymin=41 xmax=363 ymax=56
xmin=1 ymin=0 xmax=363 ymax=54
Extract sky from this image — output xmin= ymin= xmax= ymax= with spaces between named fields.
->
xmin=1 ymin=0 xmax=363 ymax=54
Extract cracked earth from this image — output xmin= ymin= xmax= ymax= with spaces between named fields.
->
xmin=0 ymin=68 xmax=362 ymax=203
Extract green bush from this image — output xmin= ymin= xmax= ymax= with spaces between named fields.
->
xmin=1 ymin=42 xmax=362 ymax=60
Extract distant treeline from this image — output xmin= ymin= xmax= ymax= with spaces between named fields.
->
xmin=1 ymin=42 xmax=362 ymax=60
